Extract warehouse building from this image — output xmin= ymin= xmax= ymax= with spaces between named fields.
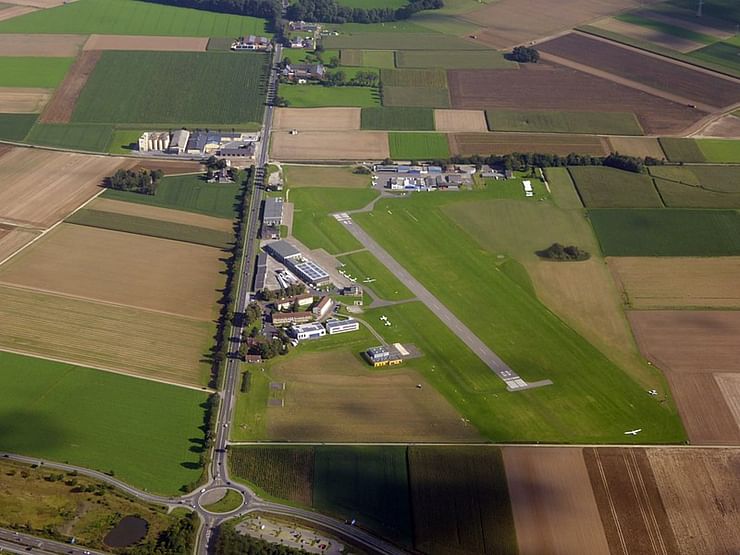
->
xmin=364 ymin=346 xmax=402 ymax=367
xmin=167 ymin=129 xmax=191 ymax=154
xmin=254 ymin=253 xmax=268 ymax=291
xmin=264 ymin=240 xmax=301 ymax=263
xmin=325 ymin=319 xmax=359 ymax=335
xmin=289 ymin=322 xmax=326 ymax=340
xmin=263 ymin=197 xmax=284 ymax=226
xmin=293 ymin=260 xmax=331 ymax=287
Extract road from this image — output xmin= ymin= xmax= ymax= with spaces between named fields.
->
xmin=338 ymin=214 xmax=552 ymax=392
xmin=0 ymin=527 xmax=109 ymax=555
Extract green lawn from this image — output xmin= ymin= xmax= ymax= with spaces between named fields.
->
xmin=544 ymin=167 xmax=584 ymax=209
xmin=361 ymin=107 xmax=435 ymax=130
xmin=589 ymin=208 xmax=740 ymax=256
xmin=696 ymin=138 xmax=740 ymax=163
xmin=25 ymin=123 xmax=113 ymax=152
xmin=202 ymin=489 xmax=243 ymax=513
xmin=280 ymin=84 xmax=380 ymax=108
xmin=290 ymin=187 xmax=378 ymax=254
xmin=0 ymin=351 xmax=207 ymax=494
xmin=102 ymin=174 xmax=238 ymax=219
xmin=395 ymin=49 xmax=514 ymax=69
xmin=486 ymin=110 xmax=644 ymax=135
xmin=337 ymin=250 xmax=414 ymax=301
xmin=107 ymin=128 xmax=147 ymax=154
xmin=0 ymin=57 xmax=74 ymax=88
xmin=388 ymin=132 xmax=450 ymax=159
xmin=73 ymin=51 xmax=268 ymax=125
xmin=0 ymin=113 xmax=36 ymax=142
xmin=0 ymin=0 xmax=268 ymax=36
xmin=567 ymin=166 xmax=664 ymax=208
xmin=66 ymin=209 xmax=233 ymax=249
xmin=352 ymin=193 xmax=685 ymax=443
xmin=283 ymin=165 xmax=371 ymax=188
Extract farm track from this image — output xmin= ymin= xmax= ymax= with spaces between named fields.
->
xmin=39 ymin=50 xmax=101 ymax=124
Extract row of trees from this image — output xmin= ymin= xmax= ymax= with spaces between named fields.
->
xmin=105 ymin=168 xmax=164 ymax=195
xmin=258 ymin=283 xmax=306 ymax=301
xmin=286 ymin=0 xmax=442 ymax=23
xmin=323 ymin=69 xmax=379 ymax=87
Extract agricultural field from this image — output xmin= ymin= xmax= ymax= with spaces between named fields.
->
xmin=0 ymin=34 xmax=85 ymax=56
xmin=608 ymin=257 xmax=740 ymax=309
xmin=39 ymin=50 xmax=100 ymax=124
xmin=102 ymin=174 xmax=239 ymax=219
xmin=382 ymin=85 xmax=450 ymax=108
xmin=0 ymin=88 xmax=51 ymax=113
xmin=0 ymin=112 xmax=36 ymax=140
xmin=72 ymin=51 xmax=268 ymax=125
xmin=283 ymin=164 xmax=370 ymax=189
xmin=567 ymin=166 xmax=663 ymax=208
xmin=649 ymin=165 xmax=740 ymax=208
xmin=606 ymin=136 xmax=665 ymax=159
xmin=290 ymin=186 xmax=378 ymax=254
xmin=388 ymin=132 xmax=450 ymax=159
xmin=658 ymin=137 xmax=707 ymax=162
xmin=381 ymin=68 xmax=448 ymax=88
xmin=0 ymin=228 xmax=37 ymax=263
xmin=323 ymin=32 xmax=486 ymax=51
xmin=588 ymin=209 xmax=740 ymax=256
xmin=271 ymin=130 xmax=389 ymax=161
xmin=503 ymin=447 xmax=609 ymax=555
xmin=0 ymin=56 xmax=73 ymax=88
xmin=83 ymin=34 xmax=208 ymax=51
xmin=696 ymin=138 xmax=740 ymax=163
xmin=449 ymin=132 xmax=608 ymax=156
xmin=433 ymin=109 xmax=487 ymax=132
xmin=698 ymin=113 xmax=740 ymax=138
xmin=0 ymin=350 xmax=207 ymax=493
xmin=273 ymin=107 xmax=361 ymax=131
xmin=340 ymin=49 xmax=395 ymax=68
xmin=337 ymin=250 xmax=414 ymax=301
xmin=0 ymin=0 xmax=268 ymax=36
xmin=0 ymin=147 xmax=129 ymax=228
xmin=0 ymin=223 xmax=223 ymax=320
xmin=25 ymin=123 xmax=113 ymax=152
xmin=538 ymin=33 xmax=740 ymax=108
xmin=279 ymin=84 xmax=380 ymax=108
xmin=360 ymin=107 xmax=435 ymax=130
xmin=486 ymin=109 xmax=644 ymax=135
xmin=591 ymin=15 xmax=712 ymax=52
xmin=395 ymin=49 xmax=514 ymax=69
xmin=448 ymin=65 xmax=705 ymax=135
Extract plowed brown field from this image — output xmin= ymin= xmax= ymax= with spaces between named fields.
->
xmin=0 ymin=87 xmax=51 ymax=113
xmin=273 ymin=107 xmax=361 ymax=131
xmin=584 ymin=448 xmax=680 ymax=555
xmin=449 ymin=132 xmax=608 ymax=156
xmin=0 ymin=228 xmax=38 ymax=264
xmin=270 ymin=130 xmax=389 ymax=160
xmin=539 ymin=33 xmax=740 ymax=108
xmin=434 ymin=109 xmax=488 ymax=132
xmin=448 ymin=64 xmax=704 ymax=135
xmin=39 ymin=50 xmax=100 ymax=124
xmin=0 ymin=224 xmax=223 ymax=320
xmin=83 ymin=35 xmax=208 ymax=51
xmin=503 ymin=447 xmax=609 ymax=555
xmin=0 ymin=34 xmax=85 ymax=56
xmin=647 ymin=448 xmax=740 ymax=555
xmin=0 ymin=147 xmax=131 ymax=228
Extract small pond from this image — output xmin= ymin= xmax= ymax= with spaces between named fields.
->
xmin=103 ymin=515 xmax=149 ymax=547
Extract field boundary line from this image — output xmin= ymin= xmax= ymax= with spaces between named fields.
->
xmin=0 ymin=346 xmax=214 ymax=393
xmin=594 ymin=449 xmax=629 ymax=555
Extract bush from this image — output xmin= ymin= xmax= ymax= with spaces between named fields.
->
xmin=536 ymin=243 xmax=590 ymax=261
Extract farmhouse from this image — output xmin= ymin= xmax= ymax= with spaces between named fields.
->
xmin=282 ymin=63 xmax=325 ymax=82
xmin=231 ymin=35 xmax=271 ymax=51
xmin=272 ymin=311 xmax=314 ymax=326
xmin=364 ymin=346 xmax=402 ymax=367
xmin=263 ymin=197 xmax=284 ymax=226
xmin=312 ymin=296 xmax=334 ymax=319
xmin=325 ymin=318 xmax=359 ymax=335
xmin=289 ymin=37 xmax=314 ymax=49
xmin=138 ymin=130 xmax=257 ymax=159
xmin=289 ymin=322 xmax=326 ymax=340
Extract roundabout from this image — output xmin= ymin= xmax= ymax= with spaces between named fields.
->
xmin=199 ymin=487 xmax=245 ymax=515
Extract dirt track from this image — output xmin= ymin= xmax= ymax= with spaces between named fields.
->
xmin=273 ymin=107 xmax=361 ymax=131
xmin=83 ymin=34 xmax=208 ymax=51
xmin=0 ymin=34 xmax=86 ymax=56
xmin=0 ymin=87 xmax=51 ymax=113
xmin=39 ymin=50 xmax=101 ymax=124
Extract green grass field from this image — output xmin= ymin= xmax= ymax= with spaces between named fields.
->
xmin=395 ymin=49 xmax=514 ymax=69
xmin=388 ymin=132 xmax=450 ymax=159
xmin=0 ymin=113 xmax=36 ymax=141
xmin=283 ymin=164 xmax=371 ymax=188
xmin=66 ymin=210 xmax=233 ymax=249
xmin=567 ymin=166 xmax=663 ymax=208
xmin=544 ymin=167 xmax=584 ymax=209
xmin=324 ymin=32 xmax=487 ymax=50
xmin=25 ymin=123 xmax=113 ymax=152
xmin=337 ymin=250 xmax=414 ymax=301
xmin=106 ymin=128 xmax=146 ymax=154
xmin=102 ymin=174 xmax=238 ymax=219
xmin=589 ymin=208 xmax=740 ymax=256
xmin=689 ymin=41 xmax=740 ymax=74
xmin=696 ymin=138 xmax=740 ymax=163
xmin=280 ymin=84 xmax=380 ymax=108
xmin=353 ymin=193 xmax=685 ymax=443
xmin=0 ymin=351 xmax=207 ymax=494
xmin=340 ymin=49 xmax=396 ymax=68
xmin=73 ymin=51 xmax=267 ymax=125
xmin=361 ymin=107 xmax=435 ymax=130
xmin=381 ymin=68 xmax=447 ymax=88
xmin=382 ymin=85 xmax=450 ymax=107
xmin=658 ymin=137 xmax=706 ymax=162
xmin=291 ymin=187 xmax=378 ymax=254
xmin=0 ymin=57 xmax=74 ymax=88
xmin=0 ymin=0 xmax=268 ymax=36
xmin=486 ymin=110 xmax=644 ymax=135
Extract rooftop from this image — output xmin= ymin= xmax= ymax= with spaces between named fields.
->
xmin=294 ymin=260 xmax=330 ymax=282
xmin=265 ymin=240 xmax=300 ymax=260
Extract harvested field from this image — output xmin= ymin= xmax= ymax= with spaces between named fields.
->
xmin=83 ymin=34 xmax=208 ymax=51
xmin=628 ymin=310 xmax=740 ymax=373
xmin=664 ymin=372 xmax=740 ymax=444
xmin=449 ymin=132 xmax=608 ymax=156
xmin=0 ymin=284 xmax=212 ymax=387
xmin=647 ymin=448 xmax=740 ymax=555
xmin=592 ymin=16 xmax=706 ymax=52
xmin=39 ymin=50 xmax=100 ymax=124
xmin=448 ymin=64 xmax=706 ymax=135
xmin=696 ymin=113 xmax=740 ymax=138
xmin=267 ymin=351 xmax=479 ymax=442
xmin=716 ymin=374 xmax=740 ymax=431
xmin=503 ymin=447 xmax=609 ymax=555
xmin=409 ymin=446 xmax=517 ymax=555
xmin=0 ymin=227 xmax=37 ymax=263
xmin=0 ymin=5 xmax=35 ymax=21
xmin=608 ymin=257 xmax=740 ymax=309
xmin=458 ymin=0 xmax=658 ymax=48
xmin=0 ymin=87 xmax=51 ymax=113
xmin=583 ymin=448 xmax=680 ymax=555
xmin=538 ymin=33 xmax=740 ymax=108
xmin=323 ymin=32 xmax=485 ymax=51
xmin=607 ymin=136 xmax=666 ymax=158
xmin=272 ymin=107 xmax=360 ymax=131
xmin=0 ymin=147 xmax=130 ymax=228
xmin=270 ymin=130 xmax=389 ymax=160
xmin=86 ymin=198 xmax=233 ymax=232
xmin=0 ymin=223 xmax=223 ymax=320
xmin=434 ymin=109 xmax=487 ymax=132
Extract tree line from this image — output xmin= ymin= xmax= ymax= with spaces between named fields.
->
xmin=286 ymin=0 xmax=443 ymax=23
xmin=105 ymin=168 xmax=164 ymax=195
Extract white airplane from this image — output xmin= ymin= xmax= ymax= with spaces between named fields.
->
xmin=363 ymin=278 xmax=376 ymax=283
xmin=624 ymin=429 xmax=642 ymax=436
xmin=380 ymin=315 xmax=388 ymax=321
xmin=385 ymin=321 xmax=392 ymax=327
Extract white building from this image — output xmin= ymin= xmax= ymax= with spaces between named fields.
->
xmin=138 ymin=131 xmax=170 ymax=152
xmin=290 ymin=322 xmax=326 ymax=340
xmin=167 ymin=129 xmax=191 ymax=155
xmin=312 ymin=296 xmax=334 ymax=319
xmin=523 ymin=180 xmax=534 ymax=197
xmin=325 ymin=319 xmax=359 ymax=335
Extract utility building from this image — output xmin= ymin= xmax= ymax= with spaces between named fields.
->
xmin=325 ymin=319 xmax=359 ymax=335
xmin=263 ymin=197 xmax=284 ymax=226
xmin=289 ymin=322 xmax=326 ymax=340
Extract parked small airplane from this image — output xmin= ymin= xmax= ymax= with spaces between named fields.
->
xmin=624 ymin=429 xmax=642 ymax=435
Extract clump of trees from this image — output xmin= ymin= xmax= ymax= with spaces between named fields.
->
xmin=215 ymin=523 xmax=307 ymax=554
xmin=258 ymin=283 xmax=306 ymax=301
xmin=130 ymin=513 xmax=197 ymax=555
xmin=536 ymin=243 xmax=590 ymax=261
xmin=324 ymin=69 xmax=378 ymax=88
xmin=105 ymin=168 xmax=164 ymax=195
xmin=510 ymin=45 xmax=539 ymax=63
